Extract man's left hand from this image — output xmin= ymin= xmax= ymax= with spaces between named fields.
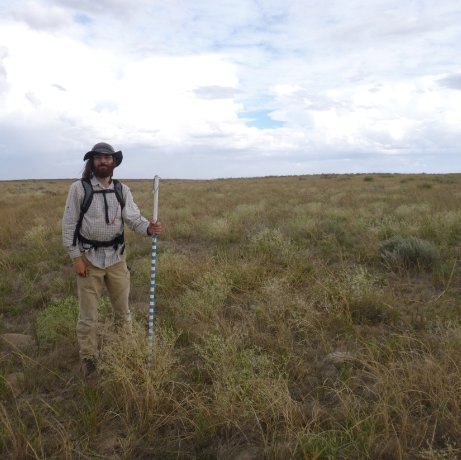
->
xmin=148 ymin=221 xmax=162 ymax=236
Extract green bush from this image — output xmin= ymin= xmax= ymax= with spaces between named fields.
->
xmin=379 ymin=236 xmax=440 ymax=271
xmin=36 ymin=296 xmax=79 ymax=347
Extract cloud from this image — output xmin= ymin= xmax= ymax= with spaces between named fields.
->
xmin=25 ymin=91 xmax=41 ymax=108
xmin=55 ymin=0 xmax=139 ymax=17
xmin=194 ymin=86 xmax=241 ymax=100
xmin=0 ymin=46 xmax=8 ymax=96
xmin=438 ymin=73 xmax=461 ymax=90
xmin=13 ymin=1 xmax=71 ymax=31
xmin=52 ymin=84 xmax=68 ymax=92
xmin=0 ymin=0 xmax=461 ymax=179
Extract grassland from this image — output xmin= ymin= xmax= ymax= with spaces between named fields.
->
xmin=1 ymin=173 xmax=461 ymax=459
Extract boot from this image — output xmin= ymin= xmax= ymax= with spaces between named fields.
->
xmin=81 ymin=357 xmax=97 ymax=378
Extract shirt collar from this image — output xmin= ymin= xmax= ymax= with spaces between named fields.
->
xmin=91 ymin=176 xmax=114 ymax=190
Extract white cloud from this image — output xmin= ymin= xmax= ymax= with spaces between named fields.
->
xmin=13 ymin=0 xmax=72 ymax=31
xmin=194 ymin=86 xmax=242 ymax=100
xmin=0 ymin=0 xmax=461 ymax=179
xmin=438 ymin=73 xmax=461 ymax=90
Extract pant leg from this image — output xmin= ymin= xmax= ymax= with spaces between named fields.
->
xmin=105 ymin=259 xmax=132 ymax=333
xmin=76 ymin=261 xmax=105 ymax=359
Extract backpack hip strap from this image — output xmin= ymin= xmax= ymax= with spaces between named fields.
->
xmin=77 ymin=232 xmax=125 ymax=252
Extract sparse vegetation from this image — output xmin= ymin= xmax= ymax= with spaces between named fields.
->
xmin=1 ymin=174 xmax=461 ymax=459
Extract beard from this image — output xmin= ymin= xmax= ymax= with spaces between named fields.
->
xmin=93 ymin=163 xmax=114 ymax=179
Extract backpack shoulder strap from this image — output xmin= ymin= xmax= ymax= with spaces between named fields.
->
xmin=80 ymin=178 xmax=94 ymax=213
xmin=112 ymin=179 xmax=125 ymax=209
xmin=72 ymin=178 xmax=94 ymax=246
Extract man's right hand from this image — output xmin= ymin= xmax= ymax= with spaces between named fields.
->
xmin=74 ymin=257 xmax=89 ymax=277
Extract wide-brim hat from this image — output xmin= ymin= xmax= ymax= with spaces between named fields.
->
xmin=84 ymin=142 xmax=123 ymax=167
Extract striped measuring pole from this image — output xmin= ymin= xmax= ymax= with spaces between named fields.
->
xmin=147 ymin=175 xmax=160 ymax=366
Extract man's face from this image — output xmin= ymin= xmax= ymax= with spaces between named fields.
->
xmin=92 ymin=153 xmax=114 ymax=178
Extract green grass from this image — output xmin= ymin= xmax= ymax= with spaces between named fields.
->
xmin=35 ymin=296 xmax=79 ymax=348
xmin=1 ymin=174 xmax=461 ymax=458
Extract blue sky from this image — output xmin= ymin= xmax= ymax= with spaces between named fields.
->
xmin=0 ymin=0 xmax=460 ymax=179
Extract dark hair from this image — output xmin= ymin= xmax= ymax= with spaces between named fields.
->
xmin=82 ymin=159 xmax=93 ymax=179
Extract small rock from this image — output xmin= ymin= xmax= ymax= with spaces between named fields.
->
xmin=324 ymin=351 xmax=355 ymax=366
xmin=320 ymin=351 xmax=356 ymax=381
xmin=94 ymin=434 xmax=121 ymax=455
xmin=233 ymin=447 xmax=261 ymax=460
xmin=321 ymin=363 xmax=340 ymax=380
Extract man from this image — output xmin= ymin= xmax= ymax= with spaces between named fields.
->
xmin=62 ymin=142 xmax=162 ymax=377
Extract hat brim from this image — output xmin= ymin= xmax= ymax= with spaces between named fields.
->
xmin=84 ymin=150 xmax=123 ymax=167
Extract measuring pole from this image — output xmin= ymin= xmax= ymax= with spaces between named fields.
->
xmin=147 ymin=175 xmax=160 ymax=366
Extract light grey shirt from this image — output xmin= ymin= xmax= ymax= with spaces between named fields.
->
xmin=62 ymin=176 xmax=150 ymax=268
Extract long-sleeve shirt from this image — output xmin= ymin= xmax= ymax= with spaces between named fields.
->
xmin=62 ymin=176 xmax=150 ymax=268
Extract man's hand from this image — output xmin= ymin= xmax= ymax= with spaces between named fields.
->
xmin=73 ymin=256 xmax=89 ymax=277
xmin=147 ymin=221 xmax=162 ymax=236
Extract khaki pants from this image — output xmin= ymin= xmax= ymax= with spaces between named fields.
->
xmin=76 ymin=258 xmax=132 ymax=359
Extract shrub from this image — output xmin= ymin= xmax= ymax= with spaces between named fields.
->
xmin=201 ymin=217 xmax=234 ymax=242
xmin=175 ymin=271 xmax=232 ymax=331
xmin=35 ymin=296 xmax=79 ymax=347
xmin=249 ymin=228 xmax=295 ymax=264
xmin=418 ymin=182 xmax=432 ymax=189
xmin=194 ymin=334 xmax=292 ymax=429
xmin=325 ymin=266 xmax=395 ymax=325
xmin=379 ymin=236 xmax=440 ymax=271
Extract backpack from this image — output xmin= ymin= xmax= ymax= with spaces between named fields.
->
xmin=72 ymin=178 xmax=126 ymax=251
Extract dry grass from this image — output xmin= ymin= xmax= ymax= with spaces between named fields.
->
xmin=1 ymin=174 xmax=461 ymax=459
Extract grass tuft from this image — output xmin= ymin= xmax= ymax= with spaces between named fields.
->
xmin=379 ymin=236 xmax=440 ymax=272
xmin=35 ymin=296 xmax=79 ymax=347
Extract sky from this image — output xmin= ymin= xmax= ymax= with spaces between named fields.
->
xmin=0 ymin=0 xmax=460 ymax=180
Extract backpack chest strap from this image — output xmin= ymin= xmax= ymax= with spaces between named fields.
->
xmin=93 ymin=189 xmax=116 ymax=224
